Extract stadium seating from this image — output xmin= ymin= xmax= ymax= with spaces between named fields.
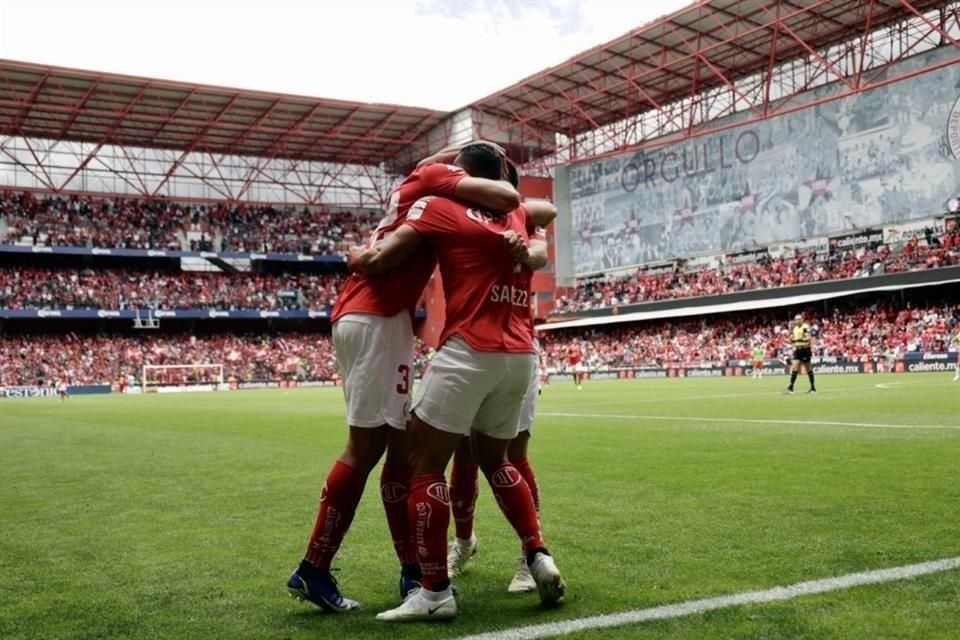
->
xmin=556 ymin=227 xmax=960 ymax=314
xmin=0 ymin=332 xmax=435 ymax=386
xmin=0 ymin=191 xmax=379 ymax=255
xmin=540 ymin=303 xmax=959 ymax=370
xmin=0 ymin=266 xmax=345 ymax=311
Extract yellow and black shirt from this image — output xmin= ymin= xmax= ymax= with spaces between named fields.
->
xmin=791 ymin=323 xmax=812 ymax=348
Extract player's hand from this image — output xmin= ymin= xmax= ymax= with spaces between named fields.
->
xmin=346 ymin=246 xmax=365 ymax=272
xmin=502 ymin=230 xmax=529 ymax=263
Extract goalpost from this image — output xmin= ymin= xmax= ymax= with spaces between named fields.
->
xmin=141 ymin=364 xmax=226 ymax=393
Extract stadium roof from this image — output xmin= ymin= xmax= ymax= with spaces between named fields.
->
xmin=470 ymin=0 xmax=950 ymax=139
xmin=0 ymin=59 xmax=446 ymax=166
xmin=0 ymin=0 xmax=952 ymax=170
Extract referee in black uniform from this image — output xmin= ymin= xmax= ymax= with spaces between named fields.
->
xmin=785 ymin=313 xmax=816 ymax=394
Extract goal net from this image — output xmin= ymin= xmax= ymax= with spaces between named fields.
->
xmin=142 ymin=364 xmax=226 ymax=393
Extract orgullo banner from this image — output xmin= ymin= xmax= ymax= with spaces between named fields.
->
xmin=569 ymin=45 xmax=960 ymax=275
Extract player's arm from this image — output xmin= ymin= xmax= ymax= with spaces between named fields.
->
xmin=349 ymin=225 xmax=422 ymax=276
xmin=417 ymin=139 xmax=506 ymax=168
xmin=524 ymin=239 xmax=549 ymax=270
xmin=502 ymin=232 xmax=548 ymax=270
xmin=523 ymin=200 xmax=558 ymax=228
xmin=454 ymin=177 xmax=520 ymax=213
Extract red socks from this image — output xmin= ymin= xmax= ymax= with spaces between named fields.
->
xmin=303 ymin=460 xmax=367 ymax=569
xmin=408 ymin=474 xmax=451 ymax=590
xmin=485 ymin=462 xmax=545 ymax=553
xmin=511 ymin=457 xmax=540 ymax=514
xmin=449 ymin=455 xmax=480 ymax=540
xmin=380 ymin=462 xmax=417 ymax=566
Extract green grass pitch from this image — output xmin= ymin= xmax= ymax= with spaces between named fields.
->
xmin=2 ymin=374 xmax=959 ymax=639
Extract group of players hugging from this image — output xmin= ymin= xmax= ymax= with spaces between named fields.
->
xmin=285 ymin=141 xmax=565 ymax=622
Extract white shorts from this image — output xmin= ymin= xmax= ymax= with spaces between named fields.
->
xmin=412 ymin=337 xmax=536 ymax=440
xmin=518 ymin=339 xmax=540 ymax=434
xmin=333 ymin=312 xmax=413 ymax=430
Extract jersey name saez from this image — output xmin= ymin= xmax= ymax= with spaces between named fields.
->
xmin=331 ymin=163 xmax=467 ymax=322
xmin=405 ymin=197 xmax=540 ymax=354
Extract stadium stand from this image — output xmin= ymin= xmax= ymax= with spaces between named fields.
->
xmin=555 ymin=224 xmax=960 ymax=314
xmin=541 ymin=300 xmax=960 ymax=371
xmin=0 ymin=191 xmax=379 ymax=255
xmin=0 ymin=266 xmax=345 ymax=311
xmin=0 ymin=332 xmax=436 ymax=387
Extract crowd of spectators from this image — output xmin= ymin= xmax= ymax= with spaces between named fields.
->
xmin=2 ymin=303 xmax=955 ymax=387
xmin=0 ymin=333 xmax=338 ymax=386
xmin=0 ymin=332 xmax=434 ymax=387
xmin=556 ymin=224 xmax=960 ymax=313
xmin=540 ymin=303 xmax=960 ymax=370
xmin=0 ymin=267 xmax=345 ymax=310
xmin=0 ymin=191 xmax=379 ymax=255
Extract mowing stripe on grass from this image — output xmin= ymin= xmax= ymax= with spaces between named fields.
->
xmin=540 ymin=412 xmax=960 ymax=430
xmin=456 ymin=556 xmax=960 ymax=640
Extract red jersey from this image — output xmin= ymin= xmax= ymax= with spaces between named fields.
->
xmin=405 ymin=197 xmax=539 ymax=354
xmin=566 ymin=345 xmax=582 ymax=365
xmin=332 ymin=163 xmax=467 ymax=322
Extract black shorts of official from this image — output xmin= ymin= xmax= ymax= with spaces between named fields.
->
xmin=792 ymin=347 xmax=812 ymax=363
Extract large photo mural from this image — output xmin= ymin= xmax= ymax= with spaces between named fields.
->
xmin=570 ymin=46 xmax=960 ymax=275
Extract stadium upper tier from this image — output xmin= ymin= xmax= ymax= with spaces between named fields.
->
xmin=0 ymin=191 xmax=378 ymax=255
xmin=0 ymin=267 xmax=345 ymax=311
xmin=556 ymin=225 xmax=960 ymax=314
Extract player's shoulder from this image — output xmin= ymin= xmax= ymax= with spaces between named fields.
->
xmin=418 ymin=162 xmax=466 ymax=180
xmin=407 ymin=194 xmax=461 ymax=221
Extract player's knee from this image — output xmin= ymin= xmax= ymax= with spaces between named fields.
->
xmin=341 ymin=427 xmax=389 ymax=472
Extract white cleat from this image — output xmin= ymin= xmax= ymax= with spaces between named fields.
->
xmin=507 ymin=556 xmax=536 ymax=593
xmin=447 ymin=533 xmax=478 ymax=578
xmin=375 ymin=586 xmax=456 ymax=622
xmin=529 ymin=552 xmax=566 ymax=607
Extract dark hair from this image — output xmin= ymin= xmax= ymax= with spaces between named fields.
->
xmin=505 ymin=160 xmax=519 ymax=188
xmin=457 ymin=143 xmax=503 ymax=181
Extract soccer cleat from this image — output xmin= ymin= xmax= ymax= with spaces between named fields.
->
xmin=287 ymin=563 xmax=360 ymax=612
xmin=507 ymin=556 xmax=536 ymax=593
xmin=447 ymin=533 xmax=478 ymax=578
xmin=806 ymin=389 xmax=817 ymax=394
xmin=375 ymin=586 xmax=456 ymax=622
xmin=529 ymin=552 xmax=566 ymax=607
xmin=399 ymin=574 xmax=422 ymax=601
xmin=783 ymin=388 xmax=794 ymax=395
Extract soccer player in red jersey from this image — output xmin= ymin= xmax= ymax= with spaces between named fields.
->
xmin=351 ymin=192 xmax=566 ymax=621
xmin=286 ymin=143 xmax=521 ymax=612
xmin=446 ymin=165 xmax=556 ymax=591
xmin=566 ymin=342 xmax=585 ymax=389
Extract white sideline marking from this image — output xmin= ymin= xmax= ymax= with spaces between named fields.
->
xmin=540 ymin=412 xmax=960 ymax=430
xmin=456 ymin=556 xmax=960 ymax=640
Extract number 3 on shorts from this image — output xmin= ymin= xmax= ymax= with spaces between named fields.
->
xmin=396 ymin=365 xmax=410 ymax=395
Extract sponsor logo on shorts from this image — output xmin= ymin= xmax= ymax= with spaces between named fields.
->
xmin=491 ymin=466 xmax=522 ymax=488
xmin=380 ymin=482 xmax=407 ymax=503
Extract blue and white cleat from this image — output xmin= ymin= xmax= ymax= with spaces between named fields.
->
xmin=287 ymin=562 xmax=360 ymax=612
